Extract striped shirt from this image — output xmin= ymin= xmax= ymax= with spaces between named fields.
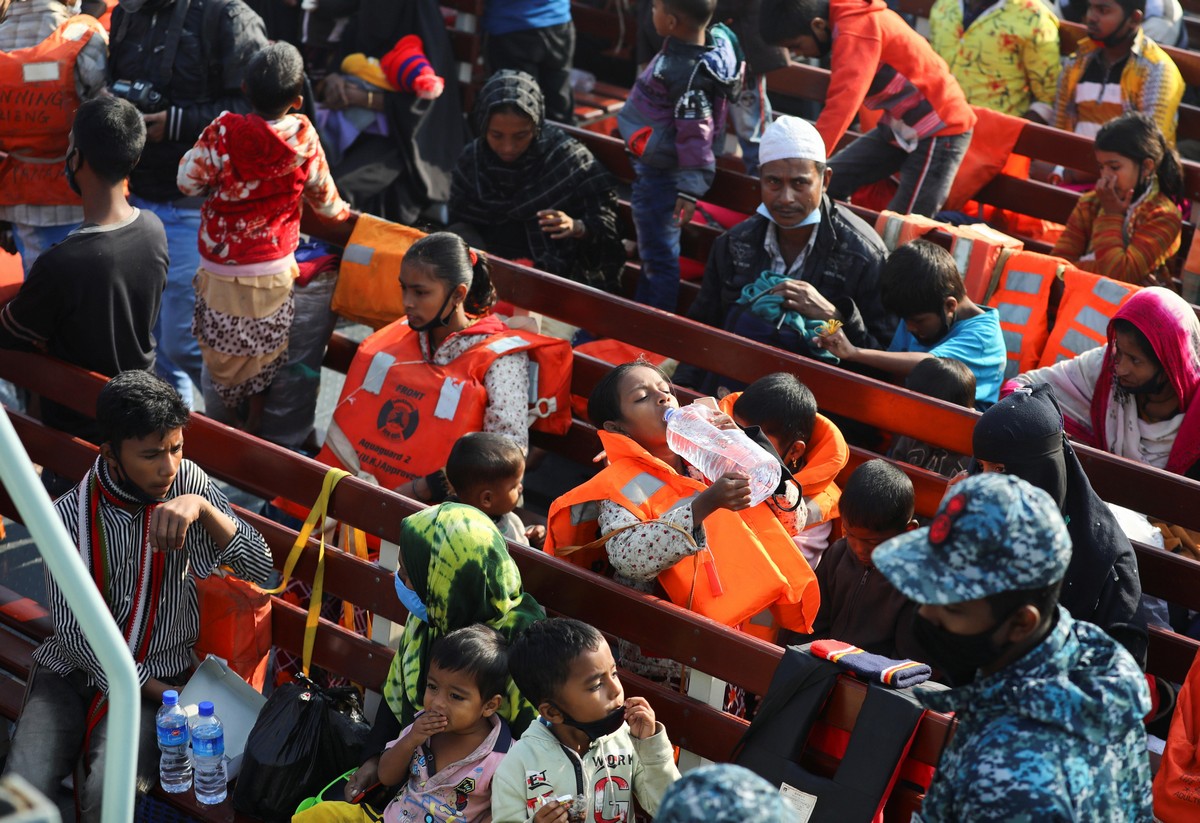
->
xmin=1053 ymin=29 xmax=1185 ymax=146
xmin=33 ymin=458 xmax=274 ymax=691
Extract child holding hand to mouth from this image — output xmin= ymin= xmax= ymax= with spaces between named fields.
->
xmin=491 ymin=618 xmax=681 ymax=823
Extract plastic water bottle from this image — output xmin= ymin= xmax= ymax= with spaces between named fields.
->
xmin=156 ymin=690 xmax=192 ymax=793
xmin=191 ymin=701 xmax=227 ymax=805
xmin=664 ymin=404 xmax=782 ymax=506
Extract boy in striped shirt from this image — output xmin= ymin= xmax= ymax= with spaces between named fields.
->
xmin=3 ymin=370 xmax=274 ymax=820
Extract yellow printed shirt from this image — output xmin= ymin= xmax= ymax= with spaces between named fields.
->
xmin=1053 ymin=29 xmax=1185 ymax=145
xmin=929 ymin=0 xmax=1061 ymax=118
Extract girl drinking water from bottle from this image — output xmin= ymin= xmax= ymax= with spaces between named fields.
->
xmin=1052 ymin=112 xmax=1183 ymax=288
xmin=544 ymin=360 xmax=819 ymax=686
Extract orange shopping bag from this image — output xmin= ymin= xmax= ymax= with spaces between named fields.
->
xmin=1154 ymin=651 xmax=1200 ymax=820
xmin=195 ymin=571 xmax=272 ymax=691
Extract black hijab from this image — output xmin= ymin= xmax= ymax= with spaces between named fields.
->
xmin=449 ymin=71 xmax=622 ymax=287
xmin=973 ymin=384 xmax=1148 ymax=665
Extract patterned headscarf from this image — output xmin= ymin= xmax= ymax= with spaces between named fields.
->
xmin=381 ymin=503 xmax=544 ymax=734
xmin=1091 ymin=287 xmax=1200 ymax=475
xmin=657 ymin=764 xmax=799 ymax=823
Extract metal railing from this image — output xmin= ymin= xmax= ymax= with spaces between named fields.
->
xmin=0 ymin=405 xmax=139 ymax=822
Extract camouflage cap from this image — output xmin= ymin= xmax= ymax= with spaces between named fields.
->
xmin=657 ymin=764 xmax=799 ymax=823
xmin=873 ymin=473 xmax=1071 ymax=605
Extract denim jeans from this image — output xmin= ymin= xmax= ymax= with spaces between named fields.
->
xmin=728 ymin=74 xmax=772 ymax=177
xmin=827 ymin=126 xmax=973 ymax=218
xmin=3 ymin=667 xmax=161 ymax=822
xmin=131 ymin=195 xmax=203 ymax=407
xmin=12 ymin=222 xmax=78 ymax=275
xmin=631 ymin=162 xmax=682 ymax=312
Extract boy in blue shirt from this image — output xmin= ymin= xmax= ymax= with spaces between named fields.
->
xmin=617 ymin=0 xmax=743 ymax=312
xmin=815 ymin=239 xmax=1005 ymax=405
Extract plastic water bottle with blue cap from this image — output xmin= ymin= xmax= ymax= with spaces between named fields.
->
xmin=156 ymin=689 xmax=192 ymax=793
xmin=663 ymin=403 xmax=781 ymax=506
xmin=191 ymin=701 xmax=227 ymax=804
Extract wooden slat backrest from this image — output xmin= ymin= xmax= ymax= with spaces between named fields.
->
xmin=0 ymin=359 xmax=795 ymax=698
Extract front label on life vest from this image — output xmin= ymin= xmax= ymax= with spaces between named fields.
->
xmin=779 ymin=783 xmax=817 ymax=822
xmin=434 ymin=377 xmax=465 ymax=420
xmin=23 ymin=62 xmax=61 ymax=83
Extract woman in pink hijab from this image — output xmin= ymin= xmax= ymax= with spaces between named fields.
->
xmin=1012 ymin=287 xmax=1200 ymax=477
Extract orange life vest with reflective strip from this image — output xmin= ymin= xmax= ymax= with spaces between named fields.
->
xmin=874 ymin=210 xmax=945 ymax=251
xmin=1038 ymin=269 xmax=1139 ymax=368
xmin=950 ymin=223 xmax=1023 ymax=304
xmin=717 ymin=393 xmax=846 ymax=528
xmin=318 ymin=316 xmax=571 ymax=487
xmin=985 ymin=251 xmax=1065 ymax=380
xmin=544 ymin=430 xmax=820 ymax=632
xmin=0 ymin=15 xmax=104 ymax=208
xmin=874 ymin=211 xmax=1023 ymax=303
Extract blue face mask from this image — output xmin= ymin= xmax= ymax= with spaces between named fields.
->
xmin=394 ymin=572 xmax=429 ymax=623
xmin=757 ymin=202 xmax=821 ymax=229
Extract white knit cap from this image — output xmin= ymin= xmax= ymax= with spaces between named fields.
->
xmin=758 ymin=116 xmax=826 ymax=167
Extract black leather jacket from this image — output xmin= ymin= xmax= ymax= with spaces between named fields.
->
xmin=674 ymin=197 xmax=895 ymax=387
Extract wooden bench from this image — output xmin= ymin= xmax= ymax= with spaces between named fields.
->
xmin=0 ymin=369 xmax=954 ymax=822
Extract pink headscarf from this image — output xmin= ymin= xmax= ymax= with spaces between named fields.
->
xmin=1090 ymin=287 xmax=1200 ymax=476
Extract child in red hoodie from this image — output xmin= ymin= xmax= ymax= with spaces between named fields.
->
xmin=178 ymin=42 xmax=350 ymax=433
xmin=760 ymin=0 xmax=976 ymax=217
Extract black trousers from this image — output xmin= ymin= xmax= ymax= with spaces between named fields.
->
xmin=486 ymin=21 xmax=576 ymax=125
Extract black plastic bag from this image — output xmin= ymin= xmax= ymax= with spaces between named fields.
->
xmin=233 ymin=677 xmax=369 ymax=820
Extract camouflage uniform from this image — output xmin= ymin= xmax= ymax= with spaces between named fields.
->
xmin=873 ymin=474 xmax=1154 ymax=822
xmin=914 ymin=607 xmax=1152 ymax=821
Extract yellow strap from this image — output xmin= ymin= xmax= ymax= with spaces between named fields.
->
xmin=339 ymin=523 xmax=371 ymax=636
xmin=260 ymin=468 xmax=351 ymax=675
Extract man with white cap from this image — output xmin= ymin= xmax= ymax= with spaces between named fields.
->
xmin=674 ymin=115 xmax=893 ymax=392
xmin=873 ymin=472 xmax=1153 ymax=821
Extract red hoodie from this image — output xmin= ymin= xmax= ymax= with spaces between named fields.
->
xmin=818 ymin=0 xmax=975 ymax=155
xmin=177 ymin=112 xmax=350 ymax=267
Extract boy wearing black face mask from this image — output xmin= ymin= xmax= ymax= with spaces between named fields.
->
xmin=3 ymin=370 xmax=274 ymax=820
xmin=494 ymin=618 xmax=680 ymax=823
xmin=871 ymin=473 xmax=1153 ymax=822
xmin=0 ymin=96 xmax=168 ymax=455
xmin=1052 ymin=0 xmax=1183 ymax=147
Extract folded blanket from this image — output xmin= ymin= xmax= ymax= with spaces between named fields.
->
xmin=736 ymin=271 xmax=840 ymax=364
xmin=810 ymin=639 xmax=931 ymax=689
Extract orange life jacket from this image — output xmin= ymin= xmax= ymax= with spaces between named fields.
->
xmin=950 ymin=223 xmax=1023 ymax=305
xmin=874 ymin=210 xmax=945 ymax=251
xmin=717 ymin=393 xmax=847 ymax=528
xmin=330 ymin=214 xmax=426 ymax=329
xmin=1038 ymin=269 xmax=1139 ymax=368
xmin=0 ymin=15 xmax=103 ymax=208
xmin=984 ymin=251 xmax=1065 ymax=380
xmin=317 ymin=315 xmax=572 ymax=487
xmin=1154 ymin=651 xmax=1200 ymax=821
xmin=544 ymin=430 xmax=820 ymax=632
xmin=875 ymin=210 xmax=1023 ymax=305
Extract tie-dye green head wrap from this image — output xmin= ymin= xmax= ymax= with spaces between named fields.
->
xmin=382 ymin=502 xmax=545 ymax=734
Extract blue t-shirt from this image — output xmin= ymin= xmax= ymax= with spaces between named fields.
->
xmin=888 ymin=308 xmax=1006 ymax=405
xmin=483 ymin=0 xmax=571 ymax=36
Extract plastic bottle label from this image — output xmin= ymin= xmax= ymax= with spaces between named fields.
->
xmin=193 ymin=733 xmax=224 ymax=758
xmin=156 ymin=724 xmax=187 ymax=748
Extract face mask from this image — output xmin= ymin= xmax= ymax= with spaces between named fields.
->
xmin=1119 ymin=366 xmax=1169 ymax=396
xmin=65 ymin=149 xmax=81 ymax=197
xmin=109 ymin=453 xmax=170 ymax=504
xmin=756 ymin=202 xmax=821 ymax=229
xmin=1100 ymin=12 xmax=1134 ymax=47
xmin=407 ymin=289 xmax=458 ymax=334
xmin=559 ymin=704 xmax=626 ymax=741
xmin=912 ymin=612 xmax=1008 ymax=687
xmin=394 ymin=572 xmax=429 ymax=623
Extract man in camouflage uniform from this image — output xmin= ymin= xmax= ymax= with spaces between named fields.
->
xmin=873 ymin=473 xmax=1153 ymax=822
